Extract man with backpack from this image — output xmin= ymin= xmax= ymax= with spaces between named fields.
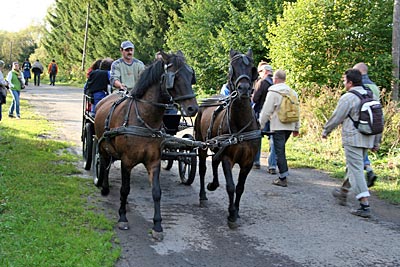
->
xmin=259 ymin=70 xmax=300 ymax=187
xmin=48 ymin=59 xmax=58 ymax=86
xmin=322 ymin=68 xmax=382 ymax=218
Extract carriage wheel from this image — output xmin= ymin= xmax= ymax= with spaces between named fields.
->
xmin=161 ymin=159 xmax=173 ymax=170
xmin=91 ymin=138 xmax=100 ymax=186
xmin=179 ymin=134 xmax=197 ymax=185
xmin=83 ymin=122 xmax=94 ymax=170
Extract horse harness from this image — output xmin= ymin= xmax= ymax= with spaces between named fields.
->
xmin=97 ymin=62 xmax=197 ymax=147
xmin=200 ymin=92 xmax=261 ymax=160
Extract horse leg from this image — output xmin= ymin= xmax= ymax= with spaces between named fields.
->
xmin=234 ymin=165 xmax=252 ymax=220
xmin=221 ymin=159 xmax=238 ymax=229
xmin=99 ymin=154 xmax=111 ymax=196
xmin=149 ymin=163 xmax=163 ymax=241
xmin=117 ymin=161 xmax=131 ymax=231
xmin=207 ymin=160 xmax=220 ymax=191
xmin=198 ymin=149 xmax=208 ymax=207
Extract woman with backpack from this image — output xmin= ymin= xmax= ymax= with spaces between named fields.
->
xmin=48 ymin=59 xmax=58 ymax=86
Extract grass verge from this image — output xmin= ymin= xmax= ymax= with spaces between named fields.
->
xmin=0 ymin=98 xmax=120 ymax=266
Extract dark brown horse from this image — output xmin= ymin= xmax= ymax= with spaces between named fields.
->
xmin=94 ymin=50 xmax=198 ymax=240
xmin=194 ymin=48 xmax=260 ymax=229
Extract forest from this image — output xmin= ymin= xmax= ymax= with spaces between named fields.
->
xmin=0 ymin=0 xmax=397 ymax=98
xmin=1 ymin=0 xmax=399 ymax=175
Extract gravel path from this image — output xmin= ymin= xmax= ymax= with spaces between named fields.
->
xmin=22 ymin=85 xmax=400 ymax=267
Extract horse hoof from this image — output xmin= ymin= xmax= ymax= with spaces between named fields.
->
xmin=227 ymin=220 xmax=239 ymax=229
xmin=101 ymin=187 xmax=110 ymax=196
xmin=199 ymin=199 xmax=208 ymax=208
xmin=152 ymin=230 xmax=164 ymax=241
xmin=207 ymin=182 xmax=219 ymax=191
xmin=118 ymin=221 xmax=129 ymax=230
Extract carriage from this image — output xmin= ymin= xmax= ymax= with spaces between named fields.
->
xmin=81 ymin=94 xmax=198 ymax=185
xmin=81 ymin=49 xmax=259 ymax=239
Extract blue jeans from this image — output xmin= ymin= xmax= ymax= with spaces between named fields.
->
xmin=273 ymin=130 xmax=292 ymax=178
xmin=364 ymin=153 xmax=370 ymax=166
xmin=254 ymin=121 xmax=277 ymax=168
xmin=33 ymin=73 xmax=41 ymax=86
xmin=49 ymin=73 xmax=56 ymax=85
xmin=91 ymin=91 xmax=107 ymax=114
xmin=8 ymin=90 xmax=20 ymax=117
xmin=268 ymin=136 xmax=277 ymax=169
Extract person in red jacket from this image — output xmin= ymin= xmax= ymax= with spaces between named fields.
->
xmin=48 ymin=59 xmax=58 ymax=86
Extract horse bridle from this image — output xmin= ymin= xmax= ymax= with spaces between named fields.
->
xmin=161 ymin=62 xmax=196 ymax=103
xmin=228 ymin=54 xmax=253 ymax=94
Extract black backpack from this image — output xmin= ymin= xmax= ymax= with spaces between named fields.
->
xmin=348 ymin=87 xmax=384 ymax=135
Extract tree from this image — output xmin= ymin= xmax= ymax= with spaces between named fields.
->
xmin=268 ymin=0 xmax=393 ymax=93
xmin=392 ymin=0 xmax=400 ymax=101
xmin=166 ymin=0 xmax=228 ymax=94
xmin=208 ymin=0 xmax=294 ymax=92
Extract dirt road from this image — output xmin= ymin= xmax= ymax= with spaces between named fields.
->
xmin=22 ymin=85 xmax=400 ymax=267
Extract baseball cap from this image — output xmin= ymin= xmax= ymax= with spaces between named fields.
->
xmin=121 ymin=41 xmax=134 ymax=50
xmin=258 ymin=64 xmax=273 ymax=72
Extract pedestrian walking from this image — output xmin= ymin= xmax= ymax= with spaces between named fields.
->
xmin=259 ymin=70 xmax=300 ymax=187
xmin=6 ymin=62 xmax=25 ymax=119
xmin=31 ymin=60 xmax=44 ymax=86
xmin=322 ymin=68 xmax=381 ymax=218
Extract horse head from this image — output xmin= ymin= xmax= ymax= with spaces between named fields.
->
xmin=228 ymin=48 xmax=258 ymax=99
xmin=158 ymin=50 xmax=198 ymax=117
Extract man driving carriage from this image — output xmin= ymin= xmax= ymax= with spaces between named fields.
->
xmin=110 ymin=40 xmax=145 ymax=92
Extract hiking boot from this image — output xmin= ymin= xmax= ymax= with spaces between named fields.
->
xmin=253 ymin=163 xmax=260 ymax=169
xmin=332 ymin=188 xmax=347 ymax=206
xmin=366 ymin=171 xmax=377 ymax=187
xmin=268 ymin=168 xmax=277 ymax=174
xmin=272 ymin=178 xmax=287 ymax=187
xmin=350 ymin=206 xmax=371 ymax=218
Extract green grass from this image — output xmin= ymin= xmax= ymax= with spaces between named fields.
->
xmin=0 ymin=97 xmax=120 ymax=266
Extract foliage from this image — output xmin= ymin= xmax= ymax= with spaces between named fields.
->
xmin=37 ymin=0 xmax=187 ymax=85
xmin=166 ymin=0 xmax=233 ymax=95
xmin=0 ymin=26 xmax=42 ymax=69
xmin=166 ymin=0 xmax=291 ymax=95
xmin=0 ymin=98 xmax=119 ymax=266
xmin=268 ymin=0 xmax=393 ymax=91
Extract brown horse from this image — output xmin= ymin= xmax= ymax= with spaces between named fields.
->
xmin=194 ymin=48 xmax=260 ymax=229
xmin=93 ymin=50 xmax=198 ymax=240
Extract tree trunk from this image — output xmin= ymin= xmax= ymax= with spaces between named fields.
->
xmin=392 ymin=0 xmax=400 ymax=101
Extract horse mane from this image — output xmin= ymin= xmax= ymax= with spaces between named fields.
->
xmin=132 ymin=60 xmax=164 ymax=98
xmin=132 ymin=52 xmax=187 ymax=98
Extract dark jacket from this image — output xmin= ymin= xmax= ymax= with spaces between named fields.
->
xmin=85 ymin=69 xmax=110 ymax=94
xmin=252 ymin=75 xmax=273 ymax=114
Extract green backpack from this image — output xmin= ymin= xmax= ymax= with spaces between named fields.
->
xmin=276 ymin=89 xmax=300 ymax=123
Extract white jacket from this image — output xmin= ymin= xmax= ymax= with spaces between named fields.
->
xmin=259 ymin=82 xmax=300 ymax=132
